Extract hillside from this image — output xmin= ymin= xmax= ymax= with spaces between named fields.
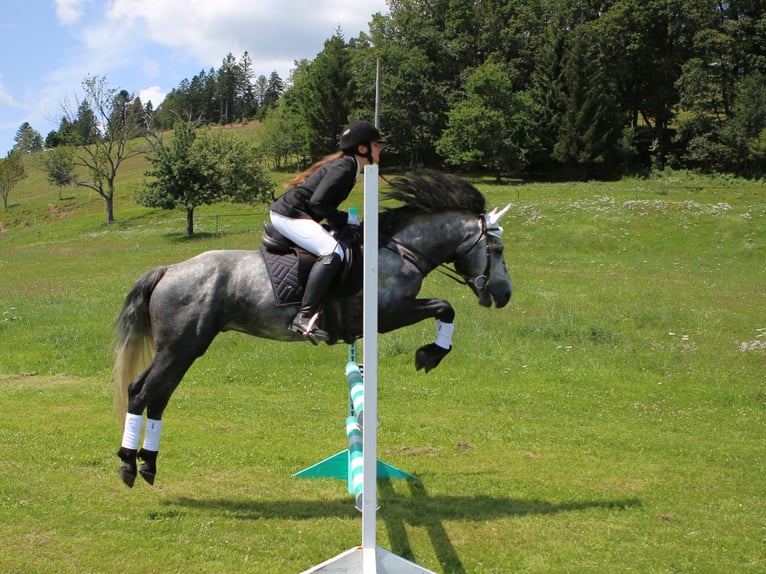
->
xmin=0 ymin=123 xmax=274 ymax=236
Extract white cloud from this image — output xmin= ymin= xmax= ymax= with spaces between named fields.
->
xmin=0 ymin=79 xmax=21 ymax=109
xmin=141 ymin=57 xmax=161 ymax=79
xmin=138 ymin=86 xmax=166 ymax=108
xmin=55 ymin=0 xmax=86 ymax=25
xmin=99 ymin=0 xmax=387 ymax=76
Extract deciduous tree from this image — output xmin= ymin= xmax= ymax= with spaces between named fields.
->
xmin=140 ymin=122 xmax=272 ymax=236
xmin=437 ymin=61 xmax=539 ymax=178
xmin=59 ymin=75 xmax=148 ymax=223
xmin=0 ymin=151 xmax=26 ymax=209
xmin=42 ymin=146 xmax=77 ymax=200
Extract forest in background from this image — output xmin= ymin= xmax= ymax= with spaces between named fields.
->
xmin=11 ymin=0 xmax=766 ymax=179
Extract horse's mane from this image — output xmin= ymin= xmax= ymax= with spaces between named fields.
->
xmin=380 ymin=172 xmax=486 ymax=233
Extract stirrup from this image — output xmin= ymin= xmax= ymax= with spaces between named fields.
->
xmin=289 ymin=312 xmax=330 ymax=345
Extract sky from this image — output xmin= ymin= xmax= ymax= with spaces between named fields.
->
xmin=0 ymin=0 xmax=389 ymax=156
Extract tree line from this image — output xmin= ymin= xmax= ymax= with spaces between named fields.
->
xmin=352 ymin=0 xmax=766 ymax=178
xmin=6 ymin=0 xmax=766 ymax=222
xmin=142 ymin=1 xmax=766 ymax=179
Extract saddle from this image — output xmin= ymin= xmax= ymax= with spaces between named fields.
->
xmin=260 ymin=221 xmax=362 ymax=307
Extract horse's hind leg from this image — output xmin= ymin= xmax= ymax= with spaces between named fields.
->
xmin=118 ymin=349 xmax=198 ymax=487
xmin=137 ymin=382 xmax=180 ymax=486
xmin=117 ymin=369 xmax=151 ymax=487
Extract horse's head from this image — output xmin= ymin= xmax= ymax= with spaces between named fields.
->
xmin=381 ymin=172 xmax=513 ymax=309
xmin=453 ymin=204 xmax=512 ymax=308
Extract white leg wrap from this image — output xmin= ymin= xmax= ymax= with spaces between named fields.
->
xmin=142 ymin=418 xmax=163 ymax=452
xmin=434 ymin=320 xmax=455 ymax=350
xmin=121 ymin=413 xmax=143 ymax=450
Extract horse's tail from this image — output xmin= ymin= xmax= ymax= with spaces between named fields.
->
xmin=112 ymin=266 xmax=168 ymax=425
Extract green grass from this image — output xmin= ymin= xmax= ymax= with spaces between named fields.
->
xmin=1 ymin=155 xmax=765 ymax=572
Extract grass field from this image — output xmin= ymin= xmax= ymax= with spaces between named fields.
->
xmin=1 ymin=157 xmax=764 ymax=573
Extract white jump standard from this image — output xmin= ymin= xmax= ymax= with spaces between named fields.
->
xmin=302 ymin=165 xmax=438 ymax=573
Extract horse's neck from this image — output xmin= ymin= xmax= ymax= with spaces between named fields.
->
xmin=394 ymin=212 xmax=476 ymax=267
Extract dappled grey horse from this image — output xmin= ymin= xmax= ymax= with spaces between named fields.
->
xmin=113 ymin=172 xmax=512 ymax=487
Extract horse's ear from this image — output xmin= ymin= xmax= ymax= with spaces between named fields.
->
xmin=485 ymin=203 xmax=511 ymax=231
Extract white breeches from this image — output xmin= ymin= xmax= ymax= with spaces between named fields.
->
xmin=270 ymin=211 xmax=344 ymax=260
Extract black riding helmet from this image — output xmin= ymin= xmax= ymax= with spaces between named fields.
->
xmin=339 ymin=120 xmax=381 ymax=163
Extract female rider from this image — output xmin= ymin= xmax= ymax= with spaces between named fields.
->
xmin=269 ymin=120 xmax=382 ymax=342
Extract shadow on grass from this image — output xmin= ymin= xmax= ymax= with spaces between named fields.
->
xmin=164 ymin=231 xmax=220 ymax=243
xmin=167 ymin=478 xmax=641 ymax=574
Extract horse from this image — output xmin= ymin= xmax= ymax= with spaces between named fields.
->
xmin=113 ymin=172 xmax=512 ymax=487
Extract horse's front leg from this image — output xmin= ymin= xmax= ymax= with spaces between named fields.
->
xmin=380 ymin=297 xmax=456 ymax=373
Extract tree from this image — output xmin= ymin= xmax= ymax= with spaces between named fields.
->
xmin=71 ymin=99 xmax=99 ymax=146
xmin=45 ymin=130 xmax=63 ymax=149
xmin=139 ymin=122 xmax=273 ymax=236
xmin=0 ymin=151 xmax=27 ymax=209
xmin=290 ymin=30 xmax=354 ymax=159
xmin=259 ymin=98 xmax=310 ymax=169
xmin=238 ymin=51 xmax=257 ymax=120
xmin=678 ymin=1 xmax=766 ymax=121
xmin=553 ymin=26 xmax=622 ymax=177
xmin=13 ymin=123 xmax=44 ymax=153
xmin=734 ymin=72 xmax=766 ymax=171
xmin=217 ymin=53 xmax=239 ymax=124
xmin=257 ymin=71 xmax=285 ymax=120
xmin=711 ymin=72 xmax=766 ymax=173
xmin=60 ymin=75 xmax=148 ymax=223
xmin=363 ymin=5 xmax=454 ymax=167
xmin=42 ymin=146 xmax=77 ymax=200
xmin=437 ymin=61 xmax=539 ymax=178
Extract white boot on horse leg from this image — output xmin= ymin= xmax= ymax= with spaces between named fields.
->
xmin=138 ymin=418 xmax=162 ymax=485
xmin=117 ymin=413 xmax=143 ymax=487
xmin=415 ymin=320 xmax=455 ymax=373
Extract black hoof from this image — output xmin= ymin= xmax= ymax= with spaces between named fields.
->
xmin=119 ymin=466 xmax=137 ymax=488
xmin=415 ymin=343 xmax=451 ymax=373
xmin=139 ymin=468 xmax=156 ymax=485
xmin=117 ymin=447 xmax=138 ymax=488
xmin=137 ymin=449 xmax=158 ymax=486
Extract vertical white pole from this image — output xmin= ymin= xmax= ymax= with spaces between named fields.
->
xmin=361 ymin=164 xmax=379 ymax=562
xmin=374 ymin=59 xmax=381 ymax=131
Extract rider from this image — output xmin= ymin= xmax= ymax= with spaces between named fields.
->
xmin=269 ymin=120 xmax=382 ymax=342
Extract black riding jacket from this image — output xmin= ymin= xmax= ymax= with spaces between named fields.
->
xmin=269 ymin=155 xmax=358 ymax=227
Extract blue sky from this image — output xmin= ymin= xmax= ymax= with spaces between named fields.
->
xmin=0 ymin=0 xmax=388 ymax=156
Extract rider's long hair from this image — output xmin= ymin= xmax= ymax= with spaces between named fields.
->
xmin=284 ymin=152 xmax=345 ymax=188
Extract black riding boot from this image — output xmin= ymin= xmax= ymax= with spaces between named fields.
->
xmin=290 ymin=252 xmax=342 ymax=343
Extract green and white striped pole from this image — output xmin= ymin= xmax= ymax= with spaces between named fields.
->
xmin=345 ymin=415 xmax=364 ymax=511
xmin=346 ymin=361 xmax=365 ymax=428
